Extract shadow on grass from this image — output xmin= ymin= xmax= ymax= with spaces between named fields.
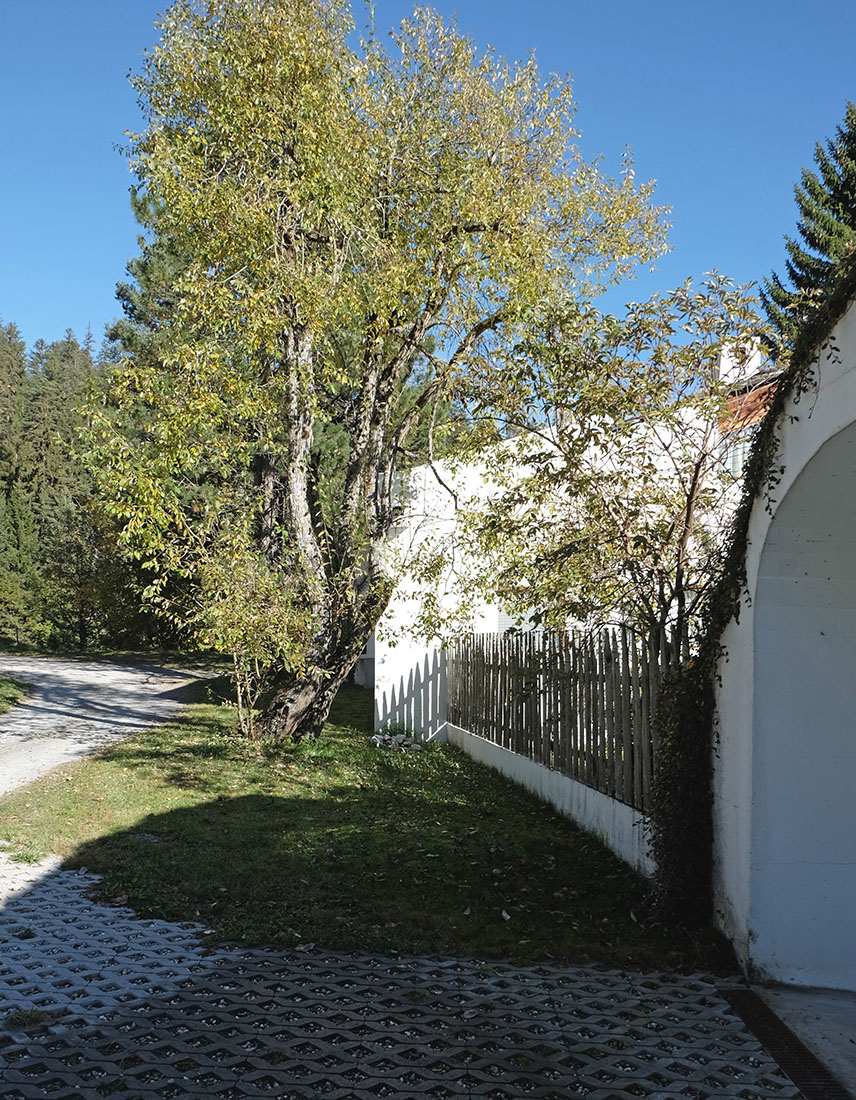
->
xmin=66 ymin=782 xmax=736 ymax=973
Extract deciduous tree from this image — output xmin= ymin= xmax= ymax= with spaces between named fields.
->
xmin=420 ymin=276 xmax=770 ymax=653
xmin=90 ymin=0 xmax=666 ymax=740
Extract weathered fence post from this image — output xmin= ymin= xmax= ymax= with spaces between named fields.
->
xmin=444 ymin=624 xmax=682 ymax=812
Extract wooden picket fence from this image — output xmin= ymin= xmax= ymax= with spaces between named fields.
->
xmin=446 ymin=627 xmax=683 ymax=812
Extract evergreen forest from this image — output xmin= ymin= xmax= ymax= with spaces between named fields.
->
xmin=0 ymin=319 xmax=169 ymax=651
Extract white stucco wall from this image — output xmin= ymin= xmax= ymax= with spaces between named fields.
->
xmin=713 ymin=296 xmax=856 ymax=989
xmin=373 ymin=461 xmax=503 ymax=737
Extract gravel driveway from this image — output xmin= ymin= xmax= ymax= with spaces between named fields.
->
xmin=0 ymin=656 xmax=193 ymax=796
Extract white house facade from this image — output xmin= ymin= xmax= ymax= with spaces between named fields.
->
xmin=373 ymin=459 xmax=504 ymax=739
xmin=368 ymin=317 xmax=856 ymax=991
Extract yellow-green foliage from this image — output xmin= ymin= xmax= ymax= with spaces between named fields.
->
xmin=413 ymin=275 xmax=769 ymax=647
xmin=86 ymin=0 xmax=666 ymax=673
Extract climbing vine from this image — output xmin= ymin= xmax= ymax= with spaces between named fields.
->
xmin=648 ymin=253 xmax=856 ymax=924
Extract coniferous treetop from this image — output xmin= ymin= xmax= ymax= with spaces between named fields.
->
xmin=762 ymin=100 xmax=856 ymax=349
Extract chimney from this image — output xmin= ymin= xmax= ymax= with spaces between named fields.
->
xmin=717 ymin=341 xmax=762 ymax=389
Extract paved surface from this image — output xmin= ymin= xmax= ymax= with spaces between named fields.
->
xmin=0 ymin=857 xmax=804 ymax=1100
xmin=0 ymin=657 xmax=813 ymax=1099
xmin=0 ymin=658 xmax=191 ymax=796
xmin=758 ymin=986 xmax=856 ymax=1094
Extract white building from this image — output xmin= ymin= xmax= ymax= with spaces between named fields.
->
xmin=373 ymin=458 xmax=508 ymax=738
xmin=369 ymin=311 xmax=856 ymax=993
xmin=373 ymin=350 xmax=770 ymax=741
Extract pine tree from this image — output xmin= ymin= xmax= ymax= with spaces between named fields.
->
xmin=0 ymin=321 xmax=27 ymax=484
xmin=0 ymin=484 xmax=43 ymax=644
xmin=0 ymin=322 xmax=41 ymax=645
xmin=22 ymin=333 xmax=94 ymax=550
xmin=23 ymin=333 xmax=138 ymax=649
xmin=0 ymin=319 xmax=170 ymax=650
xmin=762 ymin=101 xmax=856 ymax=346
xmin=109 ymin=188 xmax=189 ymax=360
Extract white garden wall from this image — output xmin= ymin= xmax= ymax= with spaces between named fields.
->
xmin=713 ymin=296 xmax=856 ymax=990
xmin=373 ymin=460 xmax=502 ymax=739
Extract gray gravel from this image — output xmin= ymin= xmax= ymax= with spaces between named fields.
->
xmin=0 ymin=656 xmax=193 ymax=796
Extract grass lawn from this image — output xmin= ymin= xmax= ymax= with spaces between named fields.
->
xmin=0 ymin=676 xmax=31 ymax=714
xmin=0 ymin=683 xmax=734 ymax=972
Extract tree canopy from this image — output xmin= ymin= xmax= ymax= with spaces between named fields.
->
xmin=0 ymin=321 xmax=162 ymax=650
xmin=89 ymin=0 xmax=666 ymax=740
xmin=407 ymin=276 xmax=769 ymax=652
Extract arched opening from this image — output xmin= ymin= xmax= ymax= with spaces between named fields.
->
xmin=752 ymin=419 xmax=856 ymax=988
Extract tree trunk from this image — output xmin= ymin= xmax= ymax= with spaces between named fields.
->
xmin=256 ymin=586 xmax=388 ymax=742
xmin=259 ymin=663 xmax=352 ymax=742
xmin=258 ymin=633 xmax=368 ymax=742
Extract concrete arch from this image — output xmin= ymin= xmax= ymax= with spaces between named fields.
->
xmin=750 ymin=419 xmax=856 ymax=988
xmin=713 ymin=298 xmax=856 ymax=989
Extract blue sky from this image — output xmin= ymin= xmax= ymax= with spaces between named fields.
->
xmin=1 ymin=0 xmax=854 ymax=351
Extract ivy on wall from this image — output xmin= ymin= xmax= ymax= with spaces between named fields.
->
xmin=648 ymin=253 xmax=856 ymax=924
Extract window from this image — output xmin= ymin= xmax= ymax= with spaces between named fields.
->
xmin=725 ymin=432 xmax=753 ymax=479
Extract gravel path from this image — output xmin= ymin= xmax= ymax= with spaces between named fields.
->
xmin=0 ymin=656 xmax=193 ymax=796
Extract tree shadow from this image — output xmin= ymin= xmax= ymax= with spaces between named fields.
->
xmin=0 ymin=846 xmax=750 ymax=1100
xmin=0 ymin=658 xmax=199 ymax=744
xmin=57 ymin=773 xmax=716 ymax=973
xmin=67 ymin=789 xmax=490 ymax=955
